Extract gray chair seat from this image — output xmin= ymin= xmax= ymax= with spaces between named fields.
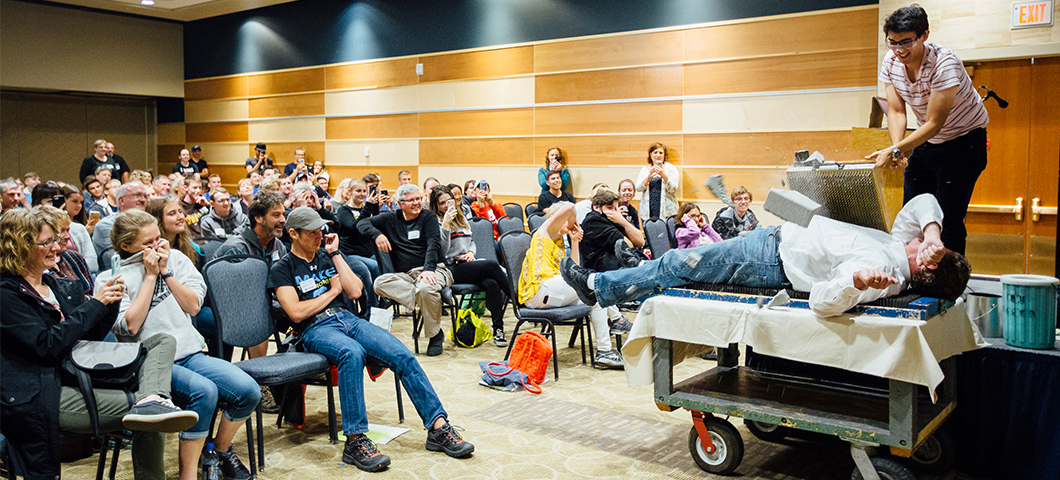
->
xmin=235 ymin=353 xmax=329 ymax=386
xmin=518 ymin=305 xmax=592 ymax=322
xmin=449 ymin=283 xmax=482 ymax=296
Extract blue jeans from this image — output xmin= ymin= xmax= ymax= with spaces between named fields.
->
xmin=301 ymin=311 xmax=446 ymax=435
xmin=594 ymin=226 xmax=787 ymax=308
xmin=346 ymin=255 xmax=379 ymax=309
xmin=171 ymin=352 xmax=261 ymax=440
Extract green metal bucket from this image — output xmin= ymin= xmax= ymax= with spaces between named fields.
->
xmin=1000 ymin=274 xmax=1059 ymax=350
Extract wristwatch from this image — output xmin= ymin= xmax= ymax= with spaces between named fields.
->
xmin=890 ymin=145 xmax=902 ymax=160
xmin=160 ymin=271 xmax=174 ymax=281
xmin=328 ymin=250 xmax=342 ymax=258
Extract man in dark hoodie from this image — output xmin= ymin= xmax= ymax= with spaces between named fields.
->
xmin=200 ymin=188 xmax=248 ymax=239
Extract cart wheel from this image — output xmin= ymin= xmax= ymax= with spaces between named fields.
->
xmin=908 ymin=429 xmax=955 ymax=474
xmin=688 ymin=419 xmax=744 ymax=475
xmin=744 ymin=420 xmax=790 ymax=443
xmin=850 ymin=457 xmax=916 ymax=480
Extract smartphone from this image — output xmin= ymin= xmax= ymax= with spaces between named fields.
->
xmin=369 ymin=185 xmax=377 ymax=196
xmin=89 ymin=211 xmax=101 ymax=223
xmin=380 ymin=189 xmax=388 ymax=196
xmin=110 ymin=253 xmax=122 ymax=277
xmin=298 ymin=158 xmax=305 ymax=165
xmin=446 ymin=199 xmax=455 ymax=209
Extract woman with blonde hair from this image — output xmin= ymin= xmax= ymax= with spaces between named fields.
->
xmin=34 ymin=205 xmax=94 ymax=295
xmin=236 ymin=178 xmax=254 ymax=215
xmin=96 ymin=210 xmax=259 ymax=480
xmin=635 ymin=143 xmax=679 ymax=220
xmin=537 ymin=146 xmax=571 ymax=194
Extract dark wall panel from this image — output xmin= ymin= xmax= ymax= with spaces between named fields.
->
xmin=184 ymin=0 xmax=874 ymax=79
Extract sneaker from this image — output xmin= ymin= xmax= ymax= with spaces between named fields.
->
xmin=122 ymin=397 xmax=198 ymax=432
xmin=560 ymin=257 xmax=597 ymax=306
xmin=426 ymin=330 xmax=445 ymax=356
xmin=343 ymin=434 xmax=391 ymax=472
xmin=259 ymin=386 xmax=280 ymax=414
xmin=609 ymin=317 xmax=633 ymax=335
xmin=492 ymin=328 xmax=508 ymax=347
xmin=425 ymin=422 xmax=474 ymax=458
xmin=614 ymin=239 xmax=642 ymax=269
xmin=216 ymin=444 xmax=252 ymax=480
xmin=594 ymin=349 xmax=625 ymax=369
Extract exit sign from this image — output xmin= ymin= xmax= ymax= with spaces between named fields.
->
xmin=1012 ymin=1 xmax=1053 ymax=28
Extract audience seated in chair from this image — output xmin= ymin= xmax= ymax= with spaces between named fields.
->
xmin=269 ymin=207 xmax=474 ymax=473
xmin=469 ymin=179 xmax=506 ymax=239
xmin=674 ymin=202 xmax=722 ymax=249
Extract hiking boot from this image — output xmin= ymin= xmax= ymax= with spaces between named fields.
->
xmin=492 ymin=328 xmax=508 ymax=347
xmin=425 ymin=422 xmax=474 ymax=458
xmin=594 ymin=349 xmax=625 ymax=369
xmin=609 ymin=317 xmax=633 ymax=335
xmin=614 ymin=239 xmax=642 ymax=269
xmin=217 ymin=444 xmax=251 ymax=480
xmin=426 ymin=330 xmax=445 ymax=356
xmin=343 ymin=434 xmax=391 ymax=472
xmin=259 ymin=386 xmax=280 ymax=414
xmin=560 ymin=257 xmax=596 ymax=306
xmin=122 ymin=397 xmax=198 ymax=432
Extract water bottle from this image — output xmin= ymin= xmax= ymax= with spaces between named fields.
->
xmin=202 ymin=442 xmax=220 ymax=480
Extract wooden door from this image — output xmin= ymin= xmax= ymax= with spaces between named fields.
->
xmin=964 ymin=57 xmax=1059 ymax=276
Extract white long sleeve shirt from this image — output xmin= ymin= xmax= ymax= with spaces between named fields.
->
xmin=778 ymin=194 xmax=943 ymax=317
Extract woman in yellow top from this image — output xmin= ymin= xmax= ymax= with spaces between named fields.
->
xmin=517 ymin=202 xmax=623 ymax=368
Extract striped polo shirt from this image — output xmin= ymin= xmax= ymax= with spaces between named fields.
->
xmin=879 ymin=42 xmax=989 ymax=144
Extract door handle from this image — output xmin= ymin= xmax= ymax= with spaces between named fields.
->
xmin=1031 ymin=198 xmax=1058 ymax=221
xmin=968 ymin=197 xmax=1022 ymax=221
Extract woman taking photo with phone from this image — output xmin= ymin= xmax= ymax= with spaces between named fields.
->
xmin=635 ymin=143 xmax=679 ymax=220
xmin=428 ymin=186 xmax=511 ymax=347
xmin=95 ymin=210 xmax=259 ymax=480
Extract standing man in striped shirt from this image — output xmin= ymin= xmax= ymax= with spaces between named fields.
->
xmin=866 ymin=5 xmax=989 ymax=255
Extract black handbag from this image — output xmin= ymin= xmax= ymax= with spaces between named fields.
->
xmin=62 ymin=340 xmax=147 ymax=438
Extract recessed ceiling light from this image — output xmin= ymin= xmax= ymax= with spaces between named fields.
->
xmin=141 ymin=0 xmax=154 ymax=5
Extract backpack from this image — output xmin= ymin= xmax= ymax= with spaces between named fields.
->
xmin=62 ymin=341 xmax=147 ymax=438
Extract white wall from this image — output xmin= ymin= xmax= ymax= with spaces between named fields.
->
xmin=0 ymin=0 xmax=184 ymax=97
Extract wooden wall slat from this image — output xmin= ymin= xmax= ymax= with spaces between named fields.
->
xmin=326 ymin=114 xmax=420 ymax=140
xmin=535 ymin=101 xmax=683 ymax=135
xmin=535 ymin=65 xmax=683 ymax=103
xmin=157 ymin=145 xmax=185 ymax=170
xmin=684 ymin=131 xmax=872 ymax=166
xmin=185 ymin=122 xmax=248 ymax=144
xmin=683 ymin=8 xmax=877 ymax=62
xmin=678 ymin=168 xmax=787 ymax=205
xmin=420 ymin=138 xmax=535 ymax=165
xmin=534 ymin=135 xmax=684 ymax=166
xmin=418 ymin=46 xmax=534 ymax=83
xmin=684 ymin=49 xmax=877 ymax=95
xmin=325 ymin=58 xmax=420 ymax=90
xmin=249 ymin=68 xmax=326 ymax=97
xmin=534 ymin=30 xmax=684 ymax=73
xmin=419 ymin=108 xmax=534 ymax=138
xmin=207 ymin=164 xmax=256 ymax=185
xmin=248 ymin=93 xmax=326 ymax=118
xmin=185 ymin=77 xmax=249 ymax=101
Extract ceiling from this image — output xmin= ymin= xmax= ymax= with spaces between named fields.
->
xmin=44 ymin=0 xmax=298 ymax=22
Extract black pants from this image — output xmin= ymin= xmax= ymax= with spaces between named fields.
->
xmin=448 ymin=259 xmax=510 ymax=329
xmin=904 ymin=127 xmax=987 ymax=255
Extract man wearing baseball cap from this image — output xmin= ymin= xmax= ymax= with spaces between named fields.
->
xmin=191 ymin=145 xmax=209 ymax=176
xmin=269 ymin=207 xmax=474 ymax=472
xmin=245 ymin=142 xmax=273 ymax=176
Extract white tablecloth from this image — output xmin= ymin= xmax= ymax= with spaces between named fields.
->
xmin=621 ymin=295 xmax=988 ymax=401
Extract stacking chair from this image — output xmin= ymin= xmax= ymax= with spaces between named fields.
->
xmin=644 ymin=218 xmax=673 ymax=259
xmin=497 ymin=231 xmax=594 ymax=379
xmin=203 ymin=254 xmax=336 ymax=473
xmin=665 ymin=216 xmax=677 ymax=248
xmin=524 ymin=202 xmax=539 ymax=218
xmin=373 ymin=246 xmax=457 ymax=354
xmin=497 ymin=216 xmax=525 ymax=237
xmin=527 ymin=211 xmax=547 ymax=233
xmin=502 ymin=202 xmax=523 ymax=223
xmin=198 ymin=238 xmax=226 ymax=261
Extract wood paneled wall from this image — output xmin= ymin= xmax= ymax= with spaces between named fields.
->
xmin=167 ymin=6 xmax=878 ymax=216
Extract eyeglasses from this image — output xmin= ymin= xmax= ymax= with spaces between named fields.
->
xmin=400 ymin=197 xmax=423 ymax=204
xmin=886 ymin=35 xmax=919 ymax=50
xmin=37 ymin=237 xmax=58 ymax=248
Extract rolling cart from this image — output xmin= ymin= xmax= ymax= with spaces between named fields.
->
xmin=622 ymin=289 xmax=986 ymax=479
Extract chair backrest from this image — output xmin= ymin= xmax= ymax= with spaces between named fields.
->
xmin=503 ymin=203 xmax=523 ymax=222
xmin=468 ymin=217 xmax=499 ymax=264
xmin=527 ymin=211 xmax=547 ymax=233
xmin=200 ymin=239 xmax=226 ymax=262
xmin=665 ymin=216 xmax=677 ymax=247
xmin=644 ymin=218 xmax=671 ymax=259
xmin=497 ymin=231 xmax=532 ymax=311
xmin=202 ymin=254 xmax=273 ymax=349
xmin=373 ymin=244 xmax=396 ymax=274
xmin=497 ymin=216 xmax=525 ymax=237
xmin=98 ymin=246 xmax=115 ymax=271
xmin=524 ymin=202 xmax=539 ymax=218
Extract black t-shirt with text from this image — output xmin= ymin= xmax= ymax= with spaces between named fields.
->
xmin=268 ymin=248 xmax=345 ymax=332
xmin=172 ymin=162 xmax=199 ymax=176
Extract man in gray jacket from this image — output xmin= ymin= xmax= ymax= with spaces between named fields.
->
xmin=200 ymin=188 xmax=248 ymax=239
